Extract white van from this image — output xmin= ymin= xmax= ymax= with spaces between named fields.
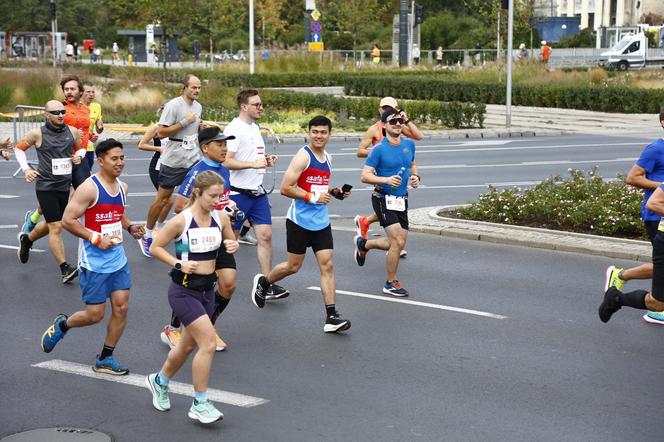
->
xmin=598 ymin=32 xmax=664 ymax=71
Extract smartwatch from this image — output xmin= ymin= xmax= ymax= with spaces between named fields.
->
xmin=174 ymin=261 xmax=182 ymax=271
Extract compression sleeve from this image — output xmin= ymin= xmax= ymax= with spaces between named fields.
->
xmin=14 ymin=148 xmax=30 ymax=171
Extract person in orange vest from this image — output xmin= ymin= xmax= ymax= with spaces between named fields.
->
xmin=540 ymin=40 xmax=552 ymax=64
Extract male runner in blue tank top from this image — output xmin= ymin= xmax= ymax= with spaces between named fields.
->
xmin=250 ymin=116 xmax=351 ymax=332
xmin=39 ymin=139 xmax=144 ymax=375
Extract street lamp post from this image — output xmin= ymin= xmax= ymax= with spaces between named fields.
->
xmin=249 ymin=0 xmax=255 ymax=74
xmin=506 ymin=0 xmax=514 ymax=128
xmin=50 ymin=0 xmax=57 ymax=67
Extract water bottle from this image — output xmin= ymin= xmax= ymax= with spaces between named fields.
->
xmin=390 ymin=167 xmax=406 ymax=192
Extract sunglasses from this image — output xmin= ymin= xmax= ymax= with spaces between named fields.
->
xmin=47 ymin=110 xmax=66 ymax=116
xmin=387 ymin=118 xmax=404 ymax=125
xmin=248 ymin=102 xmax=263 ymax=109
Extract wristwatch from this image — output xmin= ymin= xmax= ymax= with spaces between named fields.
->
xmin=174 ymin=261 xmax=182 ymax=271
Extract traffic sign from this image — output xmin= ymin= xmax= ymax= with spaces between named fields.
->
xmin=311 ymin=9 xmax=321 ymax=21
xmin=311 ymin=33 xmax=321 ymax=43
xmin=310 ymin=20 xmax=321 ymax=34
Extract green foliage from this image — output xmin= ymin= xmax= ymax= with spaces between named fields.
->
xmin=344 ymin=75 xmax=664 ymax=113
xmin=420 ymin=11 xmax=484 ymax=50
xmin=557 ymin=28 xmax=596 ymax=48
xmin=0 ymin=85 xmax=12 ymax=109
xmin=455 ymin=168 xmax=647 ymax=239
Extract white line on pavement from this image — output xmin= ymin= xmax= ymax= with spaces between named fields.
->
xmin=0 ymin=224 xmax=18 ymax=228
xmin=340 ymin=141 xmax=639 ymax=154
xmin=32 ymin=359 xmax=269 ymax=408
xmin=0 ymin=194 xmax=19 ymax=198
xmin=0 ymin=244 xmax=45 ymax=252
xmin=307 ymin=287 xmax=507 ymax=319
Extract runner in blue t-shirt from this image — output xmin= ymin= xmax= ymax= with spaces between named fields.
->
xmin=602 ymin=110 xmax=664 ymax=324
xmin=159 ymin=126 xmax=241 ymax=351
xmin=353 ymin=108 xmax=420 ymax=297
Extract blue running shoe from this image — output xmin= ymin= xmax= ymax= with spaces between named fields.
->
xmin=643 ymin=311 xmax=664 ymax=325
xmin=138 ymin=236 xmax=152 ymax=258
xmin=354 ymin=235 xmax=367 ymax=267
xmin=383 ymin=280 xmax=409 ymax=297
xmin=40 ymin=314 xmax=68 ymax=353
xmin=22 ymin=210 xmax=37 ymax=234
xmin=93 ymin=355 xmax=129 ymax=376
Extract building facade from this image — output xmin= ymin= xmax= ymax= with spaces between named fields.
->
xmin=533 ymin=0 xmax=664 ymax=29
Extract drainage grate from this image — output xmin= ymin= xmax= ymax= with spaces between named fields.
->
xmin=1 ymin=428 xmax=112 ymax=442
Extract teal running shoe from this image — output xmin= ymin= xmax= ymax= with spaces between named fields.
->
xmin=22 ymin=210 xmax=37 ymax=234
xmin=40 ymin=314 xmax=68 ymax=353
xmin=93 ymin=355 xmax=129 ymax=376
xmin=643 ymin=311 xmax=664 ymax=325
xmin=188 ymin=399 xmax=224 ymax=424
xmin=146 ymin=373 xmax=171 ymax=411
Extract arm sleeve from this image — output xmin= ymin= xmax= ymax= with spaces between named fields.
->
xmin=636 ymin=146 xmax=655 ymax=173
xmin=365 ymin=145 xmax=380 ymax=169
xmin=177 ymin=169 xmax=197 ymax=198
xmin=14 ymin=148 xmax=30 ymax=171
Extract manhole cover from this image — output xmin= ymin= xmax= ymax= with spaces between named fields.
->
xmin=1 ymin=428 xmax=112 ymax=442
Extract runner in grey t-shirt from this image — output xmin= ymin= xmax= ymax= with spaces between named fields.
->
xmin=139 ymin=74 xmax=202 ymax=258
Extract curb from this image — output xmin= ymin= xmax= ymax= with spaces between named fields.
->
xmin=408 ymin=206 xmax=651 ymax=263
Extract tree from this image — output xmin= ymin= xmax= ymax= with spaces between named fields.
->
xmin=255 ymin=0 xmax=288 ymax=44
xmin=318 ymin=0 xmax=387 ymax=49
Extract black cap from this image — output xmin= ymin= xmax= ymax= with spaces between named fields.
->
xmin=198 ymin=126 xmax=235 ymax=145
xmin=380 ymin=107 xmax=400 ymax=123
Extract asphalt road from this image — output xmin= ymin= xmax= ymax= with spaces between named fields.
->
xmin=1 ymin=133 xmax=662 ymax=441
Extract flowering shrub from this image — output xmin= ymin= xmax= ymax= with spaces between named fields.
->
xmin=454 ymin=168 xmax=647 ymax=239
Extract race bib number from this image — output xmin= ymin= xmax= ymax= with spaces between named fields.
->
xmin=155 ymin=157 xmax=161 ymax=171
xmin=51 ymin=158 xmax=72 ymax=175
xmin=385 ymin=195 xmax=406 ymax=212
xmin=182 ymin=134 xmax=198 ymax=150
xmin=188 ymin=227 xmax=222 ymax=253
xmin=256 ymin=145 xmax=266 ymax=174
xmin=101 ymin=221 xmax=123 ymax=243
xmin=310 ymin=184 xmax=329 ymax=194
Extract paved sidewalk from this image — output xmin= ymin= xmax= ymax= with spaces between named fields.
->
xmin=409 ymin=206 xmax=651 ymax=263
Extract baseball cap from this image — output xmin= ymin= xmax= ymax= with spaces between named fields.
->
xmin=198 ymin=126 xmax=235 ymax=145
xmin=380 ymin=107 xmax=400 ymax=123
xmin=379 ymin=97 xmax=398 ymax=109
xmin=541 ymin=40 xmax=547 ymax=45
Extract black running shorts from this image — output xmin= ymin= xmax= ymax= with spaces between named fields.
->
xmin=35 ymin=190 xmax=70 ymax=223
xmin=215 ymin=243 xmax=237 ymax=270
xmin=371 ymin=194 xmax=409 ymax=230
xmin=158 ymin=164 xmax=191 ymax=189
xmin=644 ymin=220 xmax=659 ymax=244
xmin=286 ymin=219 xmax=333 ymax=254
xmin=651 ymin=233 xmax=664 ymax=302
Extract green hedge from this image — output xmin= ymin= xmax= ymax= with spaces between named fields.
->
xmin=344 ymin=76 xmax=664 ymax=113
xmin=254 ymin=91 xmax=485 ymax=128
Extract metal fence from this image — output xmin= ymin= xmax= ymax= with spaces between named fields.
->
xmin=12 ymin=105 xmax=43 ymax=177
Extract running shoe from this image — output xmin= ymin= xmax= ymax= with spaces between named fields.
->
xmin=146 ymin=373 xmax=171 ymax=411
xmin=265 ymin=284 xmax=290 ymax=300
xmin=238 ymin=232 xmax=258 ymax=245
xmin=354 ymin=215 xmax=370 ymax=240
xmin=40 ymin=314 xmax=68 ymax=353
xmin=61 ymin=263 xmax=79 ymax=284
xmin=215 ymin=331 xmax=227 ymax=351
xmin=324 ymin=312 xmax=351 ymax=333
xmin=354 ymin=235 xmax=367 ymax=266
xmin=643 ymin=311 xmax=664 ymax=325
xmin=385 ymin=249 xmax=408 ymax=258
xmin=17 ymin=232 xmax=32 ymax=264
xmin=21 ymin=210 xmax=37 ymax=234
xmin=598 ymin=287 xmax=622 ymax=323
xmin=160 ymin=325 xmax=182 ymax=349
xmin=138 ymin=236 xmax=153 ymax=258
xmin=383 ymin=280 xmax=409 ymax=297
xmin=189 ymin=399 xmax=224 ymax=424
xmin=604 ymin=266 xmax=625 ymax=291
xmin=251 ymin=274 xmax=269 ymax=308
xmin=93 ymin=355 xmax=129 ymax=376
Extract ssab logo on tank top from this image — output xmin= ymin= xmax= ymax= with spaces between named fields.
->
xmin=95 ymin=210 xmax=121 ymax=222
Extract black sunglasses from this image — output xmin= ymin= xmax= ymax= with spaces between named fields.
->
xmin=47 ymin=110 xmax=66 ymax=116
xmin=387 ymin=118 xmax=404 ymax=125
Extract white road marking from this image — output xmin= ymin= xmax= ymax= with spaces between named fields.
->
xmin=0 ymin=194 xmax=19 ymax=198
xmin=307 ymin=287 xmax=507 ymax=319
xmin=128 ymin=192 xmax=157 ymax=197
xmin=0 ymin=244 xmax=45 ymax=252
xmin=0 ymin=224 xmax=18 ymax=229
xmin=32 ymin=359 xmax=269 ymax=408
xmin=340 ymin=141 xmax=640 ymax=154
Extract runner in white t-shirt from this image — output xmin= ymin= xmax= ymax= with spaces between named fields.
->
xmin=223 ymin=89 xmax=289 ymax=300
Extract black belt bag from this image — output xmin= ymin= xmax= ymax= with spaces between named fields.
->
xmin=170 ymin=269 xmax=216 ymax=291
xmin=231 ymin=185 xmax=266 ymax=198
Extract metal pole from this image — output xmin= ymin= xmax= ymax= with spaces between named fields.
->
xmin=496 ymin=8 xmax=501 ymax=62
xmin=399 ymin=0 xmax=408 ymax=66
xmin=249 ymin=0 xmax=255 ymax=74
xmin=50 ymin=0 xmax=57 ymax=67
xmin=408 ymin=0 xmax=414 ymax=69
xmin=506 ymin=0 xmax=514 ymax=128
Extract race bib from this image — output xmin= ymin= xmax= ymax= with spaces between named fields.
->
xmin=51 ymin=158 xmax=72 ymax=175
xmin=101 ymin=221 xmax=123 ymax=243
xmin=385 ymin=195 xmax=406 ymax=212
xmin=256 ymin=145 xmax=266 ymax=174
xmin=155 ymin=157 xmax=161 ymax=171
xmin=188 ymin=227 xmax=222 ymax=253
xmin=182 ymin=134 xmax=198 ymax=150
xmin=310 ymin=184 xmax=329 ymax=194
